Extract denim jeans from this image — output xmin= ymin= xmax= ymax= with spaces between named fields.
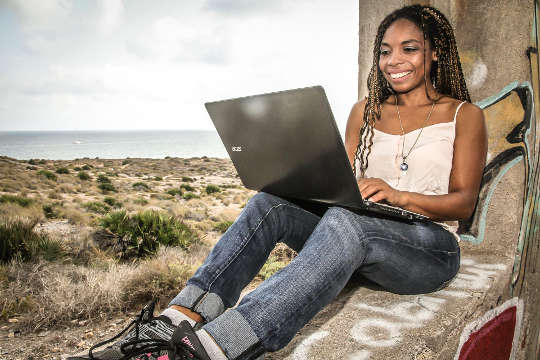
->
xmin=169 ymin=192 xmax=460 ymax=359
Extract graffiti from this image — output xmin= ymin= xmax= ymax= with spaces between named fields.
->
xmin=455 ymin=298 xmax=523 ymax=360
xmin=346 ymin=258 xmax=506 ymax=353
xmin=285 ymin=331 xmax=329 ymax=360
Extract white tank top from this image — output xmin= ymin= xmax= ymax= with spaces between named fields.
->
xmin=355 ymin=101 xmax=467 ymax=239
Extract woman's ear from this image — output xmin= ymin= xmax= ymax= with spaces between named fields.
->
xmin=432 ymin=49 xmax=438 ymax=62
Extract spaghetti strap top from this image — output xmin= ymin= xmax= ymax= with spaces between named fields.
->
xmin=356 ymin=101 xmax=467 ymax=239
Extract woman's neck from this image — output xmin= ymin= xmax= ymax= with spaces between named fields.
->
xmin=393 ymin=84 xmax=439 ymax=107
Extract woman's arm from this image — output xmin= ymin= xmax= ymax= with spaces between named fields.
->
xmin=344 ymin=99 xmax=367 ymax=167
xmin=359 ymin=102 xmax=488 ymax=221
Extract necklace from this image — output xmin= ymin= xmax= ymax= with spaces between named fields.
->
xmin=395 ymin=95 xmax=436 ymax=172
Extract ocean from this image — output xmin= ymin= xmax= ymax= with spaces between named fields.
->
xmin=0 ymin=130 xmax=229 ymax=160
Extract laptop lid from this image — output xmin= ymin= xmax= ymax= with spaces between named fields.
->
xmin=205 ymin=86 xmax=364 ymax=208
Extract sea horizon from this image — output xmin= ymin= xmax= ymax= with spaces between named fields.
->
xmin=0 ymin=129 xmax=230 ymax=160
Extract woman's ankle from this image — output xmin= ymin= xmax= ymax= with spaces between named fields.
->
xmin=170 ymin=304 xmax=204 ymax=323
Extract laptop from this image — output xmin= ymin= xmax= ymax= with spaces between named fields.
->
xmin=204 ymin=85 xmax=428 ymax=222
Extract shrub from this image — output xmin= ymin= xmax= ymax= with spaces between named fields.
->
xmin=133 ymin=197 xmax=148 ymax=205
xmin=154 ymin=176 xmax=163 ymax=181
xmin=103 ymin=197 xmax=122 ymax=208
xmin=37 ymin=170 xmax=57 ymax=181
xmin=55 ymin=167 xmax=69 ymax=174
xmin=122 ymin=160 xmax=130 ymax=165
xmin=205 ymin=184 xmax=221 ymax=194
xmin=28 ymin=159 xmax=38 ymax=165
xmin=214 ymin=221 xmax=233 ymax=233
xmin=166 ymin=188 xmax=182 ymax=197
xmin=82 ymin=164 xmax=92 ymax=171
xmin=182 ymin=192 xmax=199 ymax=200
xmin=180 ymin=184 xmax=195 ymax=192
xmin=78 ymin=171 xmax=91 ymax=181
xmin=99 ymin=210 xmax=198 ymax=259
xmin=82 ymin=201 xmax=110 ymax=214
xmin=42 ymin=203 xmax=61 ymax=219
xmin=257 ymin=256 xmax=287 ymax=280
xmin=181 ymin=176 xmax=194 ymax=182
xmin=73 ymin=167 xmax=82 ymax=171
xmin=98 ymin=183 xmax=116 ymax=193
xmin=0 ymin=194 xmax=33 ymax=207
xmin=0 ymin=219 xmax=64 ymax=263
xmin=132 ymin=182 xmax=150 ymax=191
xmin=26 ymin=166 xmax=37 ymax=171
xmin=97 ymin=174 xmax=111 ymax=184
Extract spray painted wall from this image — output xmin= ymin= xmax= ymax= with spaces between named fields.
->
xmin=357 ymin=1 xmax=539 ymax=358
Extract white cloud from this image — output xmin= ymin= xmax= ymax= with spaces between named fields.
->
xmin=97 ymin=0 xmax=124 ymax=34
xmin=5 ymin=0 xmax=72 ymax=31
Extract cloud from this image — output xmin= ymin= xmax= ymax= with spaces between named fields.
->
xmin=203 ymin=0 xmax=284 ymax=15
xmin=4 ymin=0 xmax=72 ymax=31
xmin=126 ymin=16 xmax=231 ymax=64
xmin=97 ymin=0 xmax=124 ymax=34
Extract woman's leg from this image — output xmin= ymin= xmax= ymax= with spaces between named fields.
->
xmin=168 ymin=192 xmax=321 ymax=323
xmin=201 ymin=207 xmax=459 ymax=359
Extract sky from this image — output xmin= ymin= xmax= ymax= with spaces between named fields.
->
xmin=0 ymin=0 xmax=358 ymax=132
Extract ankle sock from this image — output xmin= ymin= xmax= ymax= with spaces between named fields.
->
xmin=161 ymin=307 xmax=197 ymax=327
xmin=196 ymin=329 xmax=228 ymax=360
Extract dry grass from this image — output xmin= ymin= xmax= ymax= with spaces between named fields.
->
xmin=0 ymin=246 xmax=209 ymax=330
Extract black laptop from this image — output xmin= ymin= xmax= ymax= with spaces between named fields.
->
xmin=204 ymin=86 xmax=428 ymax=221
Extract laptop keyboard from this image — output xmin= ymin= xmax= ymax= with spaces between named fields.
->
xmin=364 ymin=200 xmax=428 ymax=221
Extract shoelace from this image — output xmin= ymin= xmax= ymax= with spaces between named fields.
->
xmin=88 ymin=301 xmax=160 ymax=360
xmin=115 ymin=334 xmax=200 ymax=360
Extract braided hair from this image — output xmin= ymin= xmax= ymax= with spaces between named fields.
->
xmin=353 ymin=5 xmax=471 ymax=178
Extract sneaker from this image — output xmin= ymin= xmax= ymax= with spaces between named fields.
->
xmin=65 ymin=301 xmax=211 ymax=360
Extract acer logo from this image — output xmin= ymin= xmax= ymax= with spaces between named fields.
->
xmin=232 ymin=146 xmax=242 ymax=152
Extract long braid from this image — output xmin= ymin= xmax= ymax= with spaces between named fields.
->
xmin=353 ymin=5 xmax=470 ymax=178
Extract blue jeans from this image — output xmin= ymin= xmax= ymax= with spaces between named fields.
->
xmin=169 ymin=192 xmax=460 ymax=359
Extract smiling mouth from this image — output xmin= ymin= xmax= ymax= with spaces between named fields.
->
xmin=389 ymin=71 xmax=412 ymax=79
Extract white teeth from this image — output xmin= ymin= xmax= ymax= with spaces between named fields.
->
xmin=390 ymin=71 xmax=412 ymax=79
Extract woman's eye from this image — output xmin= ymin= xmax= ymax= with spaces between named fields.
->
xmin=380 ymin=49 xmax=390 ymax=56
xmin=404 ymin=47 xmax=418 ymax=52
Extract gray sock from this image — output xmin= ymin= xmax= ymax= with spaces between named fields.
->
xmin=196 ymin=329 xmax=228 ymax=360
xmin=161 ymin=307 xmax=197 ymax=327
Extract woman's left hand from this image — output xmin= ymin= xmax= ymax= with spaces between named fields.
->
xmin=357 ymin=177 xmax=406 ymax=207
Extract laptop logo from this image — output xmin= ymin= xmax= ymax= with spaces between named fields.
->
xmin=232 ymin=146 xmax=242 ymax=152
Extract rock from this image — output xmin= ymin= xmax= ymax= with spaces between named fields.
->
xmin=8 ymin=332 xmax=14 ymax=338
xmin=78 ymin=320 xmax=88 ymax=326
xmin=7 ymin=318 xmax=18 ymax=323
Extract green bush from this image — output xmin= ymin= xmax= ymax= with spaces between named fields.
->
xmin=82 ymin=201 xmax=110 ymax=214
xmin=0 ymin=219 xmax=64 ymax=263
xmin=205 ymin=184 xmax=221 ymax=194
xmin=73 ymin=167 xmax=82 ymax=171
xmin=82 ymin=164 xmax=92 ymax=170
xmin=166 ymin=188 xmax=182 ymax=197
xmin=0 ymin=194 xmax=33 ymax=207
xmin=42 ymin=203 xmax=62 ymax=218
xmin=98 ymin=183 xmax=116 ymax=193
xmin=182 ymin=192 xmax=199 ymax=200
xmin=257 ymin=256 xmax=287 ymax=280
xmin=103 ymin=197 xmax=122 ymax=208
xmin=97 ymin=174 xmax=111 ymax=183
xmin=37 ymin=170 xmax=57 ymax=181
xmin=154 ymin=176 xmax=163 ymax=181
xmin=78 ymin=171 xmax=91 ymax=181
xmin=99 ymin=210 xmax=198 ymax=259
xmin=28 ymin=159 xmax=38 ymax=165
xmin=122 ymin=159 xmax=130 ymax=165
xmin=26 ymin=166 xmax=37 ymax=171
xmin=182 ymin=176 xmax=194 ymax=182
xmin=132 ymin=182 xmax=150 ymax=191
xmin=214 ymin=221 xmax=233 ymax=233
xmin=133 ymin=197 xmax=148 ymax=205
xmin=55 ymin=167 xmax=69 ymax=174
xmin=180 ymin=184 xmax=195 ymax=192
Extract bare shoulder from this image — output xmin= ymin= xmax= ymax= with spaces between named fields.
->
xmin=455 ymin=101 xmax=486 ymax=135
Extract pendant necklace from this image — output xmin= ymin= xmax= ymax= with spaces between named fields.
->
xmin=395 ymin=95 xmax=436 ymax=173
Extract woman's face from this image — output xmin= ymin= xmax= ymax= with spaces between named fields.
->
xmin=378 ymin=18 xmax=437 ymax=94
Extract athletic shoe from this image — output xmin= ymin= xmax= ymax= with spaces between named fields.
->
xmin=65 ymin=300 xmax=201 ymax=360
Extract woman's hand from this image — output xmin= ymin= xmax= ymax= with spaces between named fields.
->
xmin=357 ymin=177 xmax=407 ymax=207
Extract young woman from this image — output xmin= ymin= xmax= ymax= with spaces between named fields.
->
xmin=68 ymin=5 xmax=487 ymax=360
